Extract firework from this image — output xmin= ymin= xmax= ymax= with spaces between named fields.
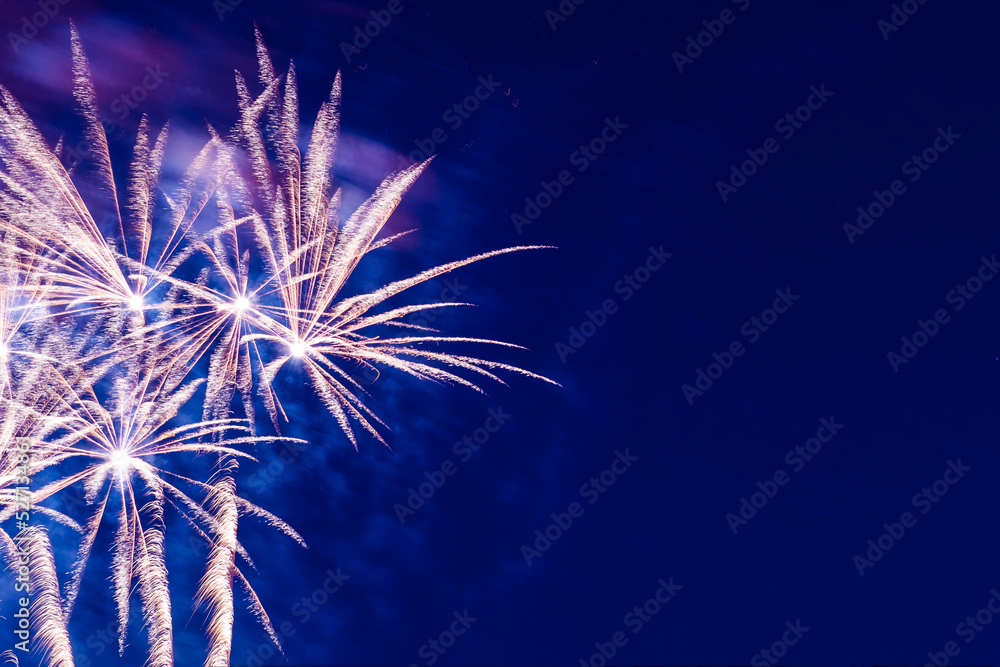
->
xmin=0 ymin=343 xmax=81 ymax=667
xmin=0 ymin=23 xmax=556 ymax=667
xmin=0 ymin=26 xmax=222 ymax=331
xmin=25 ymin=357 xmax=305 ymax=666
xmin=206 ymin=28 xmax=558 ymax=447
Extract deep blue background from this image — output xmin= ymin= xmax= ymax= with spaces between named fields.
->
xmin=2 ymin=0 xmax=1000 ymax=665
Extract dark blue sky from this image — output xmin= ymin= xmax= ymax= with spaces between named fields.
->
xmin=2 ymin=0 xmax=1000 ymax=665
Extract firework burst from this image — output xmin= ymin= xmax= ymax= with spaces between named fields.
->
xmin=0 ymin=23 xmax=556 ymax=667
xmin=205 ymin=27 xmax=558 ymax=447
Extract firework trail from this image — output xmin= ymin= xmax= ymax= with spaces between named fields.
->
xmin=22 ymin=528 xmax=73 ymax=667
xmin=0 ymin=24 xmax=219 ymax=330
xmin=0 ymin=338 xmax=82 ymax=667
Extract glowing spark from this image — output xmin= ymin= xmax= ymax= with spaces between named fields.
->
xmin=234 ymin=296 xmax=250 ymax=312
xmin=289 ymin=340 xmax=307 ymax=358
xmin=128 ymin=294 xmax=143 ymax=311
xmin=110 ymin=450 xmax=130 ymax=473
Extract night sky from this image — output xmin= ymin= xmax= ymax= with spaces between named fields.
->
xmin=1 ymin=0 xmax=1000 ymax=665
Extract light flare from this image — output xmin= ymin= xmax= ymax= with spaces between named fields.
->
xmin=109 ymin=449 xmax=131 ymax=474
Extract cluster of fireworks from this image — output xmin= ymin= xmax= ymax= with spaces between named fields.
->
xmin=0 ymin=25 xmax=553 ymax=666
